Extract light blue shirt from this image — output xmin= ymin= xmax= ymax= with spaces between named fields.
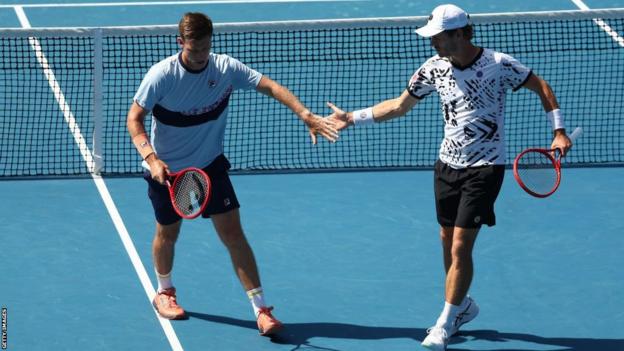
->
xmin=134 ymin=52 xmax=262 ymax=171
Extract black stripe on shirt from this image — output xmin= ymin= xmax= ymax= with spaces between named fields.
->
xmin=152 ymin=93 xmax=231 ymax=127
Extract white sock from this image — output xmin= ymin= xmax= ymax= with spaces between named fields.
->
xmin=246 ymin=287 xmax=266 ymax=318
xmin=156 ymin=270 xmax=173 ymax=292
xmin=436 ymin=301 xmax=463 ymax=331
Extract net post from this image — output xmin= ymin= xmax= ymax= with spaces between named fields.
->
xmin=92 ymin=28 xmax=104 ymax=175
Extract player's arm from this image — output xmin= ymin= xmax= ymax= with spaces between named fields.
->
xmin=255 ymin=75 xmax=338 ymax=144
xmin=126 ymin=101 xmax=168 ymax=184
xmin=522 ymin=74 xmax=572 ymax=155
xmin=326 ymin=89 xmax=420 ymax=130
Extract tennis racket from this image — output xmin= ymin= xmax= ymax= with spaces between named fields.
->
xmin=513 ymin=127 xmax=583 ymax=198
xmin=143 ymin=161 xmax=211 ymax=219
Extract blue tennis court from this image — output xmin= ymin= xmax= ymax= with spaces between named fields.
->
xmin=2 ymin=1 xmax=624 ymax=350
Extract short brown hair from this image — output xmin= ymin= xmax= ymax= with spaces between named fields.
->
xmin=178 ymin=12 xmax=213 ymax=41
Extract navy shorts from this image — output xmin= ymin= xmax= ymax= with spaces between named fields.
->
xmin=144 ymin=154 xmax=240 ymax=225
xmin=434 ymin=160 xmax=505 ymax=228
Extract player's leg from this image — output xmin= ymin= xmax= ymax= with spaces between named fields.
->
xmin=153 ymin=220 xmax=182 ymax=286
xmin=200 ymin=154 xmax=282 ymax=335
xmin=152 ymin=220 xmax=182 ymax=280
xmin=211 ymin=209 xmax=260 ymax=289
xmin=439 ymin=164 xmax=504 ymax=334
xmin=423 ymin=162 xmax=460 ymax=350
xmin=151 ymin=220 xmax=187 ymax=319
xmin=433 ymin=160 xmax=466 ymax=290
xmin=424 ymin=225 xmax=480 ymax=350
xmin=144 ymin=169 xmax=187 ymax=319
xmin=424 ymin=162 xmax=481 ymax=350
xmin=212 ymin=209 xmax=282 ymax=335
xmin=201 ymin=157 xmax=262 ymax=292
xmin=445 ymin=226 xmax=479 ymax=306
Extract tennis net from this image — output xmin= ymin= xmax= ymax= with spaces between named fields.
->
xmin=1 ymin=9 xmax=623 ymax=177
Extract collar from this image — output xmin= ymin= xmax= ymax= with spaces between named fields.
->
xmin=450 ymin=47 xmax=483 ymax=70
xmin=177 ymin=52 xmax=210 ymax=74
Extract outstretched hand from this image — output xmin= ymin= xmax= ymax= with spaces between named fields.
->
xmin=326 ymin=102 xmax=351 ymax=131
xmin=302 ymin=112 xmax=339 ymax=144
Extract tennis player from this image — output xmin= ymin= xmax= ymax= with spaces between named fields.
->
xmin=127 ymin=12 xmax=338 ymax=336
xmin=327 ymin=4 xmax=572 ymax=350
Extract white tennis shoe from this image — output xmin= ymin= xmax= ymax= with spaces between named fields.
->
xmin=450 ymin=296 xmax=479 ymax=335
xmin=421 ymin=326 xmax=449 ymax=351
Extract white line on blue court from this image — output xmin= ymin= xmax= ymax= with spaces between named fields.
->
xmin=1 ymin=0 xmax=364 ymax=9
xmin=13 ymin=5 xmax=184 ymax=351
xmin=570 ymin=0 xmax=624 ymax=47
xmin=570 ymin=0 xmax=591 ymax=10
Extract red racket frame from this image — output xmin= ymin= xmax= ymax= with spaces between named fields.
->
xmin=166 ymin=167 xmax=212 ymax=219
xmin=513 ymin=148 xmax=561 ymax=198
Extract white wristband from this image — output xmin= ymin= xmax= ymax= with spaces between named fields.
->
xmin=352 ymin=108 xmax=374 ymax=126
xmin=546 ymin=109 xmax=565 ymax=130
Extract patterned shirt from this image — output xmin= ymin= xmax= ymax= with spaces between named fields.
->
xmin=408 ymin=48 xmax=532 ymax=168
xmin=134 ymin=52 xmax=262 ymax=171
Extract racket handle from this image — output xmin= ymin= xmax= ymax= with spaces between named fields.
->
xmin=569 ymin=127 xmax=583 ymax=142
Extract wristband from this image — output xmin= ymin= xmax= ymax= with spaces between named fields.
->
xmin=132 ymin=133 xmax=155 ymax=160
xmin=352 ymin=107 xmax=374 ymax=126
xmin=546 ymin=109 xmax=565 ymax=130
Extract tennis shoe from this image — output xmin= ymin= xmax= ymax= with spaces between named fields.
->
xmin=256 ymin=306 xmax=283 ymax=336
xmin=450 ymin=296 xmax=479 ymax=335
xmin=421 ymin=326 xmax=449 ymax=351
xmin=153 ymin=287 xmax=186 ymax=320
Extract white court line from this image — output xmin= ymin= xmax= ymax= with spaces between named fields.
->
xmin=2 ymin=0 xmax=362 ymax=9
xmin=571 ymin=0 xmax=624 ymax=47
xmin=13 ymin=6 xmax=184 ymax=351
xmin=570 ymin=0 xmax=591 ymax=10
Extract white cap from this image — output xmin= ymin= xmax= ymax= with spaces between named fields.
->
xmin=415 ymin=4 xmax=470 ymax=38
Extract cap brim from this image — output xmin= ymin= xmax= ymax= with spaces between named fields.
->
xmin=414 ymin=24 xmax=444 ymax=38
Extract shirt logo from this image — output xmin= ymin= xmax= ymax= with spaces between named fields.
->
xmin=208 ymin=80 xmax=216 ymax=87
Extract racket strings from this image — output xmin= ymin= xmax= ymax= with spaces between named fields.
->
xmin=172 ymin=171 xmax=209 ymax=216
xmin=516 ymin=151 xmax=559 ymax=195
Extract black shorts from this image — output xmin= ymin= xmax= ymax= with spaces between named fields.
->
xmin=434 ymin=160 xmax=505 ymax=228
xmin=144 ymin=154 xmax=240 ymax=225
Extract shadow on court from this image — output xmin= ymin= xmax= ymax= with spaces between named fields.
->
xmin=187 ymin=312 xmax=624 ymax=351
xmin=186 ymin=311 xmax=427 ymax=350
xmin=453 ymin=329 xmax=624 ymax=351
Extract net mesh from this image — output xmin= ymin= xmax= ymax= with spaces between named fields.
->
xmin=1 ymin=10 xmax=623 ymax=178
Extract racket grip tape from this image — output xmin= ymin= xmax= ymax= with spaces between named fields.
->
xmin=569 ymin=127 xmax=583 ymax=142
